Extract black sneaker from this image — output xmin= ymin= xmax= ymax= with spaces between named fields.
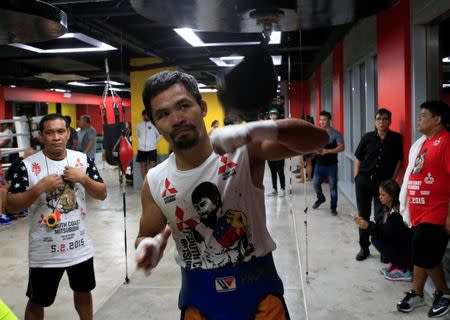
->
xmin=330 ymin=208 xmax=337 ymax=216
xmin=428 ymin=290 xmax=450 ymax=318
xmin=397 ymin=290 xmax=425 ymax=313
xmin=355 ymin=248 xmax=370 ymax=261
xmin=312 ymin=198 xmax=326 ymax=209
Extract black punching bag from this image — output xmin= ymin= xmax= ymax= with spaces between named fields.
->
xmin=217 ymin=44 xmax=277 ymax=121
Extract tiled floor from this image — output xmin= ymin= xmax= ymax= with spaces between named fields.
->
xmin=0 ymin=160 xmax=441 ymax=319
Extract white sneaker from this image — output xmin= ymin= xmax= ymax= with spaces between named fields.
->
xmin=267 ymin=190 xmax=277 ymax=197
xmin=278 ymin=189 xmax=286 ymax=197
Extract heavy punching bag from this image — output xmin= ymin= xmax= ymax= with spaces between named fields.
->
xmin=103 ymin=122 xmax=124 ymax=165
xmin=102 ymin=97 xmax=125 ymax=166
xmin=216 ymin=44 xmax=277 ymax=121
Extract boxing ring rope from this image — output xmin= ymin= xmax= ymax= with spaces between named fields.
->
xmin=0 ymin=116 xmax=31 ymax=158
xmin=286 ymin=52 xmax=310 ymax=320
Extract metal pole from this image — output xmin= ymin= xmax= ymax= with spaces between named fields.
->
xmin=121 ymin=171 xmax=130 ymax=284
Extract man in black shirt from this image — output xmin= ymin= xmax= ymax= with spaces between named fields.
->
xmin=354 ymin=108 xmax=403 ymax=261
xmin=65 ymin=116 xmax=78 ymax=150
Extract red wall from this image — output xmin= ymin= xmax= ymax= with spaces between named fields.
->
xmin=289 ymin=80 xmax=311 ymax=119
xmin=3 ymin=86 xmax=130 ymax=106
xmin=377 ymin=0 xmax=412 ymax=162
xmin=5 ymin=102 xmax=13 ymax=119
xmin=0 ymin=86 xmax=4 ymax=119
xmin=0 ymin=86 xmax=131 ymax=133
xmin=442 ymin=90 xmax=450 ymax=107
xmin=332 ymin=42 xmax=344 ymax=134
xmin=76 ymin=104 xmax=103 ymax=135
xmin=315 ymin=69 xmax=322 ymax=122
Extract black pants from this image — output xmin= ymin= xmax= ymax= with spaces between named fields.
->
xmin=355 ymin=174 xmax=383 ymax=249
xmin=268 ymin=160 xmax=285 ymax=190
xmin=372 ymin=237 xmax=411 ymax=270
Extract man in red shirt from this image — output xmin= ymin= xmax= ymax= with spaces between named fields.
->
xmin=397 ymin=100 xmax=450 ymax=318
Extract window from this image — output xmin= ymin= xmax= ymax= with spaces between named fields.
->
xmin=340 ymin=55 xmax=378 ymax=204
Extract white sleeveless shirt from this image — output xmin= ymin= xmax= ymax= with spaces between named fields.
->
xmin=147 ymin=146 xmax=276 ymax=270
xmin=23 ymin=150 xmax=94 ymax=267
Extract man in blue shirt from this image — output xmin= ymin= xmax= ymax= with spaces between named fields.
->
xmin=312 ymin=111 xmax=345 ymax=215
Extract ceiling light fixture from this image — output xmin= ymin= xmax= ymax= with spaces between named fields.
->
xmin=68 ymin=81 xmax=92 ymax=87
xmin=210 ymin=55 xmax=282 ymax=67
xmin=443 ymin=57 xmax=450 ymax=63
xmin=9 ymin=33 xmax=116 ymax=53
xmin=174 ymin=28 xmax=280 ymax=47
xmin=68 ymin=80 xmax=125 ymax=87
xmin=174 ymin=28 xmax=204 ymax=47
xmin=269 ymin=31 xmax=281 ymax=44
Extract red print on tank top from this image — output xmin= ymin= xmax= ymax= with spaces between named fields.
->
xmin=75 ymin=158 xmax=84 ymax=167
xmin=162 ymin=178 xmax=177 ymax=204
xmin=218 ymin=156 xmax=237 ymax=180
xmin=175 ymin=206 xmax=198 ymax=231
xmin=31 ymin=163 xmax=41 ymax=175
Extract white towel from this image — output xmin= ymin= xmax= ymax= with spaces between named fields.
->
xmin=399 ymin=135 xmax=426 ymax=226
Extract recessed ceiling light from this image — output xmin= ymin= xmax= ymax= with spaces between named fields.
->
xmin=271 ymin=55 xmax=282 ymax=65
xmin=110 ymin=88 xmax=131 ymax=92
xmin=10 ymin=85 xmax=16 ymax=88
xmin=210 ymin=55 xmax=282 ymax=67
xmin=443 ymin=57 xmax=450 ymax=63
xmin=200 ymin=88 xmax=217 ymax=93
xmin=175 ymin=28 xmax=280 ymax=47
xmin=443 ymin=84 xmax=450 ymax=88
xmin=49 ymin=88 xmax=70 ymax=93
xmin=9 ymin=33 xmax=117 ymax=53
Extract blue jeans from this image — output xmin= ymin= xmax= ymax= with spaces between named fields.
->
xmin=313 ymin=163 xmax=338 ymax=209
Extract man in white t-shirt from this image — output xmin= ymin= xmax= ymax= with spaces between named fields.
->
xmin=134 ymin=71 xmax=329 ymax=319
xmin=6 ymin=114 xmax=107 ymax=320
xmin=0 ymin=123 xmax=13 ymax=148
xmin=135 ymin=110 xmax=160 ymax=179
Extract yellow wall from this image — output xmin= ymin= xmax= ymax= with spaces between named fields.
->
xmin=130 ymin=61 xmax=224 ymax=155
xmin=46 ymin=103 xmax=76 ymax=125
xmin=61 ymin=103 xmax=76 ymax=125
xmin=202 ymin=92 xmax=224 ymax=131
xmin=47 ymin=103 xmax=56 ymax=113
xmin=130 ymin=58 xmax=173 ymax=155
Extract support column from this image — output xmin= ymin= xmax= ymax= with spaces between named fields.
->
xmin=129 ymin=58 xmax=175 ymax=188
xmin=377 ymin=0 xmax=411 ymax=160
xmin=332 ymin=42 xmax=344 ymax=134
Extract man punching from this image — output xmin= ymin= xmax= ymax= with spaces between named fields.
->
xmin=135 ymin=70 xmax=328 ymax=319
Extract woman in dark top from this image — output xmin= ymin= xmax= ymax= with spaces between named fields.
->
xmin=355 ymin=180 xmax=412 ymax=281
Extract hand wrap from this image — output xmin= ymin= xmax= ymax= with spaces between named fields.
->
xmin=210 ymin=120 xmax=278 ymax=153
